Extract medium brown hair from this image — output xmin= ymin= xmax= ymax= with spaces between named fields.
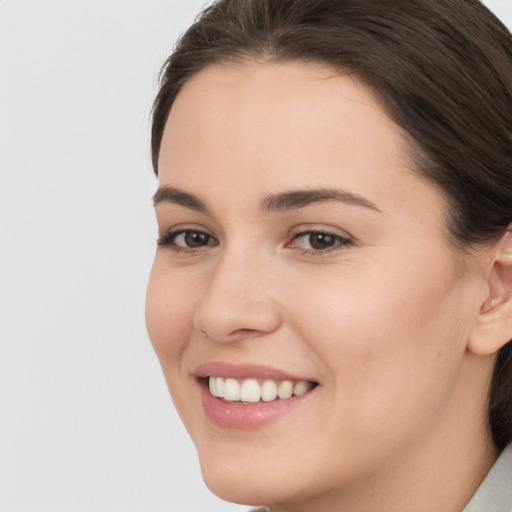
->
xmin=151 ymin=0 xmax=512 ymax=448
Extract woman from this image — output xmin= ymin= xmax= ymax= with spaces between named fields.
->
xmin=145 ymin=1 xmax=512 ymax=510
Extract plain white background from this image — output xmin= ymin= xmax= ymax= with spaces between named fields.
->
xmin=1 ymin=1 xmax=511 ymax=511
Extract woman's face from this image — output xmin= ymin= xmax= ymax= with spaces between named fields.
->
xmin=146 ymin=62 xmax=488 ymax=508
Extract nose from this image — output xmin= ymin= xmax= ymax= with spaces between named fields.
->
xmin=192 ymin=251 xmax=282 ymax=343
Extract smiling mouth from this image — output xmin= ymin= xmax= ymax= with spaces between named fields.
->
xmin=207 ymin=376 xmax=317 ymax=403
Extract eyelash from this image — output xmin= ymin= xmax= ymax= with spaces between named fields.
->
xmin=157 ymin=228 xmax=354 ymax=256
xmin=288 ymin=230 xmax=353 ymax=255
xmin=157 ymin=229 xmax=217 ymax=253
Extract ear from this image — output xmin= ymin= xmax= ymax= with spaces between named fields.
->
xmin=468 ymin=229 xmax=512 ymax=355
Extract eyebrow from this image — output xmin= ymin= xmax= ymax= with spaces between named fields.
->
xmin=153 ymin=186 xmax=381 ymax=214
xmin=153 ymin=186 xmax=208 ymax=212
xmin=261 ymin=188 xmax=381 ymax=213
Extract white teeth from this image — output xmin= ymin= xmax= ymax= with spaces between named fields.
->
xmin=261 ymin=380 xmax=277 ymax=401
xmin=240 ymin=379 xmax=261 ymax=402
xmin=277 ymin=380 xmax=294 ymax=399
xmin=208 ymin=377 xmax=314 ymax=402
xmin=214 ymin=377 xmax=224 ymax=397
xmin=224 ymin=378 xmax=241 ymax=401
xmin=209 ymin=377 xmax=217 ymax=396
xmin=293 ymin=381 xmax=310 ymax=396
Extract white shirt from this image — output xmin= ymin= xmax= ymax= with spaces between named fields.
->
xmin=463 ymin=443 xmax=512 ymax=512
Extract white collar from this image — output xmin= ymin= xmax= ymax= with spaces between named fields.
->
xmin=463 ymin=443 xmax=512 ymax=512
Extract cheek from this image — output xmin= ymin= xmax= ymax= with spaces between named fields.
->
xmin=289 ymin=254 xmax=469 ymax=410
xmin=269 ymin=260 xmax=471 ymax=480
xmin=145 ymin=260 xmax=205 ymax=431
xmin=145 ymin=260 xmax=196 ymax=365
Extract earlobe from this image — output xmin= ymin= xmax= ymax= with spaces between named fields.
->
xmin=468 ymin=229 xmax=512 ymax=356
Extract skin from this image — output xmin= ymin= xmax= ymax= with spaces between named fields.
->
xmin=146 ymin=61 xmax=501 ymax=512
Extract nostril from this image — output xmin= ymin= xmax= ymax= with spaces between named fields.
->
xmin=228 ymin=327 xmax=268 ymax=339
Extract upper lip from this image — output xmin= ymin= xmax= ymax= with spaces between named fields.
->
xmin=194 ymin=361 xmax=318 ymax=383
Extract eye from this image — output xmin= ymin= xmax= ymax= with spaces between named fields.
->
xmin=288 ymin=230 xmax=353 ymax=254
xmin=157 ymin=229 xmax=218 ymax=251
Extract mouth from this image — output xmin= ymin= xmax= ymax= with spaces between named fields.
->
xmin=206 ymin=376 xmax=317 ymax=403
xmin=194 ymin=363 xmax=319 ymax=429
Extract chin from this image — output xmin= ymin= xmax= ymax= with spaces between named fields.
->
xmin=196 ymin=439 xmax=332 ymax=509
xmin=202 ymin=476 xmax=306 ymax=510
xmin=202 ymin=474 xmax=271 ymax=508
xmin=196 ymin=444 xmax=295 ymax=507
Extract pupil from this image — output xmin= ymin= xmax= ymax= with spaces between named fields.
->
xmin=309 ymin=233 xmax=335 ymax=250
xmin=185 ymin=231 xmax=208 ymax=247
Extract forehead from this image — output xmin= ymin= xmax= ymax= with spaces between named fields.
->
xmin=159 ymin=61 xmax=414 ymax=191
xmin=164 ymin=60 xmax=399 ymax=144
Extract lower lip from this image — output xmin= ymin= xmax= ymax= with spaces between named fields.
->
xmin=199 ymin=380 xmax=313 ymax=430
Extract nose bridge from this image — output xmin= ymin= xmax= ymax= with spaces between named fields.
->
xmin=192 ymin=241 xmax=281 ymax=342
